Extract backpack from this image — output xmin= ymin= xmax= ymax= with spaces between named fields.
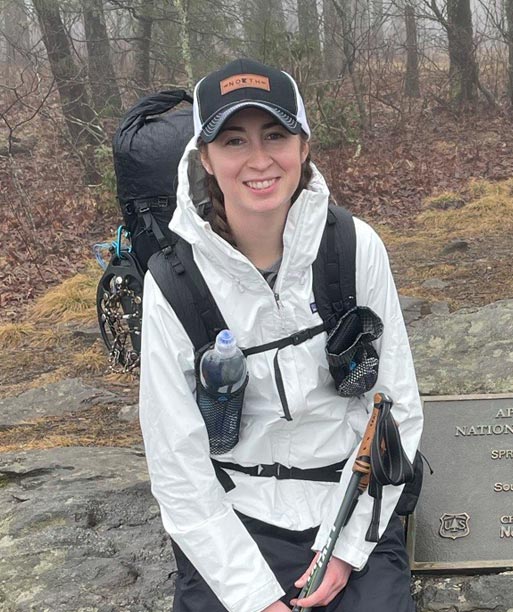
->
xmin=113 ymin=89 xmax=194 ymax=270
xmin=147 ymin=210 xmax=423 ymax=517
xmin=96 ymin=90 xmax=193 ymax=369
xmin=96 ymin=91 xmax=423 ymax=516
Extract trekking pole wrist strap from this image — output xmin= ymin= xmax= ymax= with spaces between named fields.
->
xmin=364 ymin=396 xmax=415 ymax=542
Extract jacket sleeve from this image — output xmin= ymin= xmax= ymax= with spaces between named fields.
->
xmin=312 ymin=218 xmax=424 ymax=570
xmin=139 ymin=272 xmax=285 ymax=612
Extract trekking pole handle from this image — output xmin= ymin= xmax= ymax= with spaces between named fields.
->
xmin=353 ymin=392 xmax=392 ymax=491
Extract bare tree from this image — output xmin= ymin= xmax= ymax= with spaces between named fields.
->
xmin=3 ymin=0 xmax=30 ymax=65
xmin=506 ymin=0 xmax=513 ymax=105
xmin=372 ymin=0 xmax=385 ymax=46
xmin=133 ymin=0 xmax=155 ymax=93
xmin=241 ymin=0 xmax=286 ymax=63
xmin=173 ymin=0 xmax=193 ymax=88
xmin=404 ymin=1 xmax=420 ymax=96
xmin=81 ymin=0 xmax=122 ymax=115
xmin=32 ymin=0 xmax=102 ymax=180
xmin=323 ymin=0 xmax=344 ymax=78
xmin=447 ymin=0 xmax=478 ymax=104
xmin=332 ymin=0 xmax=367 ymax=128
xmin=297 ymin=0 xmax=321 ymax=62
xmin=428 ymin=0 xmax=479 ymax=105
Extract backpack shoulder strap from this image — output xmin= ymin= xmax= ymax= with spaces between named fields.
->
xmin=312 ymin=203 xmax=357 ymax=331
xmin=147 ymin=239 xmax=227 ymax=351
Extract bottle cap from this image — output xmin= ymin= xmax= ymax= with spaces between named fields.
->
xmin=215 ymin=329 xmax=237 ymax=356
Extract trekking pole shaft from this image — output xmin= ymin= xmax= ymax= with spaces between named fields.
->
xmin=292 ymin=472 xmax=362 ymax=612
xmin=291 ymin=393 xmax=387 ymax=612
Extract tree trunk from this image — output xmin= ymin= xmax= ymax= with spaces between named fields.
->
xmin=133 ymin=0 xmax=154 ymax=94
xmin=404 ymin=3 xmax=420 ymax=97
xmin=297 ymin=0 xmax=321 ymax=63
xmin=323 ymin=0 xmax=344 ymax=78
xmin=332 ymin=0 xmax=355 ymax=75
xmin=371 ymin=0 xmax=384 ymax=47
xmin=447 ymin=0 xmax=479 ymax=106
xmin=32 ymin=0 xmax=100 ymax=145
xmin=241 ymin=0 xmax=286 ymax=63
xmin=173 ymin=0 xmax=194 ymax=89
xmin=32 ymin=0 xmax=101 ymax=182
xmin=331 ymin=0 xmax=366 ymax=128
xmin=506 ymin=0 xmax=513 ymax=106
xmin=3 ymin=0 xmax=30 ymax=65
xmin=81 ymin=0 xmax=122 ymax=116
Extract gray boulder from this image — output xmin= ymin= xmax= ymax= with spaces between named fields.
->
xmin=0 ymin=447 xmax=174 ymax=612
xmin=409 ymin=299 xmax=513 ymax=395
xmin=413 ymin=573 xmax=513 ymax=611
xmin=0 ymin=379 xmax=122 ymax=426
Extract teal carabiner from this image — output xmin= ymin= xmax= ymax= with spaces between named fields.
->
xmin=115 ymin=226 xmax=132 ymax=258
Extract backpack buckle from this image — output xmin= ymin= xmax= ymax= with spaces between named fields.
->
xmin=258 ymin=463 xmax=293 ymax=479
xmin=291 ymin=329 xmax=312 ymax=345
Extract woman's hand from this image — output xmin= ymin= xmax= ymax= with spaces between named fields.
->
xmin=289 ymin=553 xmax=352 ymax=609
xmin=261 ymin=601 xmax=291 ymax=611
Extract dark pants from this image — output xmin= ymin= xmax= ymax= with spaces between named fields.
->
xmin=171 ymin=512 xmax=415 ymax=612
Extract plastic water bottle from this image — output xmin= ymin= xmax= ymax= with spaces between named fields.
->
xmin=199 ymin=330 xmax=247 ymax=395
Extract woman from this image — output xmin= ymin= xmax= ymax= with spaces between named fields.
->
xmin=139 ymin=58 xmax=423 ymax=612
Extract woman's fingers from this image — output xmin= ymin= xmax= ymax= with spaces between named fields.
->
xmin=290 ymin=557 xmax=352 ymax=608
xmin=290 ymin=581 xmax=334 ymax=608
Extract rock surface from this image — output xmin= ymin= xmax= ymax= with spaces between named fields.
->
xmin=0 ymin=447 xmax=174 ymax=612
xmin=118 ymin=404 xmax=140 ymax=423
xmin=400 ymin=296 xmax=430 ymax=326
xmin=413 ymin=573 xmax=513 ymax=611
xmin=3 ymin=299 xmax=513 ymax=611
xmin=0 ymin=379 xmax=123 ymax=426
xmin=409 ymin=299 xmax=513 ymax=396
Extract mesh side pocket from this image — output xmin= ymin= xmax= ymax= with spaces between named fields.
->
xmin=326 ymin=306 xmax=383 ymax=397
xmin=196 ymin=375 xmax=248 ymax=455
xmin=331 ymin=343 xmax=379 ymax=397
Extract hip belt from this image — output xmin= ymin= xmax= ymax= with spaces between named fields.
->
xmin=212 ymin=459 xmax=347 ymax=493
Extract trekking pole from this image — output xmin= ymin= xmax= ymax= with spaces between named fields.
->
xmin=291 ymin=392 xmax=392 ymax=612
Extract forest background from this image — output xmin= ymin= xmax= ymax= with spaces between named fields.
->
xmin=1 ymin=0 xmax=513 ymax=449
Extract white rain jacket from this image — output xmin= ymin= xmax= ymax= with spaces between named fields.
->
xmin=139 ymin=138 xmax=423 ymax=612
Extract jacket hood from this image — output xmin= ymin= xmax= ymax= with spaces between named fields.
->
xmin=170 ymin=137 xmax=330 ymax=287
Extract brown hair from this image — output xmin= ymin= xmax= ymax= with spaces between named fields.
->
xmin=198 ymin=140 xmax=313 ymax=247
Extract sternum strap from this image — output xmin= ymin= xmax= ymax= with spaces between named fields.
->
xmin=242 ymin=323 xmax=326 ymax=421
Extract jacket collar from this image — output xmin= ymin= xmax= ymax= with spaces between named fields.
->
xmin=170 ymin=138 xmax=330 ymax=289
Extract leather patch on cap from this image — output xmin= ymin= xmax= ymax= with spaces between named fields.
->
xmin=220 ymin=74 xmax=270 ymax=95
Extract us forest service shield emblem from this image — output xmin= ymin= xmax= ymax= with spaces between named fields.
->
xmin=439 ymin=513 xmax=470 ymax=540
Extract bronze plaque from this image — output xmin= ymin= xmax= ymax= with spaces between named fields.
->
xmin=407 ymin=394 xmax=513 ymax=571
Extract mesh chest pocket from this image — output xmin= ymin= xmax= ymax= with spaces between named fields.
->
xmin=196 ymin=373 xmax=249 ymax=455
xmin=326 ymin=306 xmax=383 ymax=397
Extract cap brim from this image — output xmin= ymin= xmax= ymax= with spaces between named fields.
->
xmin=200 ymin=101 xmax=303 ymax=143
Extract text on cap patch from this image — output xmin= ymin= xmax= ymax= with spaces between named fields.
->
xmin=220 ymin=74 xmax=271 ymax=95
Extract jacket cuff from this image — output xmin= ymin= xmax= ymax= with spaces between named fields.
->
xmin=232 ymin=581 xmax=285 ymax=612
xmin=162 ymin=506 xmax=285 ymax=612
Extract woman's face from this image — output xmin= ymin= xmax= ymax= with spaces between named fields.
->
xmin=200 ymin=107 xmax=309 ymax=220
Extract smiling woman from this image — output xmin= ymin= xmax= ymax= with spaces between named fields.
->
xmin=198 ymin=109 xmax=309 ymax=269
xmin=139 ymin=58 xmax=423 ymax=612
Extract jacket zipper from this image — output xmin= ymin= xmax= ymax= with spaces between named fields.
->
xmin=271 ymin=290 xmax=293 ymax=421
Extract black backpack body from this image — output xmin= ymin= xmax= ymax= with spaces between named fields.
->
xmin=97 ymin=90 xmax=193 ymax=368
xmin=113 ymin=90 xmax=194 ymax=271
